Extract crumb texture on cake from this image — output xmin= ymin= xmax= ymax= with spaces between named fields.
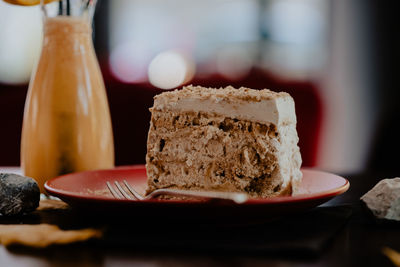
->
xmin=146 ymin=86 xmax=302 ymax=198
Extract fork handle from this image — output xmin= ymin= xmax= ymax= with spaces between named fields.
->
xmin=149 ymin=189 xmax=248 ymax=204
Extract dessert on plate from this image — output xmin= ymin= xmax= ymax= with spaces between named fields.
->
xmin=145 ymin=85 xmax=302 ymax=198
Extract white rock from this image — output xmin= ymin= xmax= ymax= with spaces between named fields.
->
xmin=361 ymin=178 xmax=400 ymax=221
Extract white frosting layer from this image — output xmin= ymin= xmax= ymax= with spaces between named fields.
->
xmin=275 ymin=124 xmax=303 ymax=190
xmin=153 ymin=86 xmax=297 ymax=126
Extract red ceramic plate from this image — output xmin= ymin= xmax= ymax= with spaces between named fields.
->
xmin=44 ymin=165 xmax=349 ymax=219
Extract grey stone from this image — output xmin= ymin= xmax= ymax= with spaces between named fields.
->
xmin=361 ymin=178 xmax=400 ymax=221
xmin=0 ymin=173 xmax=40 ymax=216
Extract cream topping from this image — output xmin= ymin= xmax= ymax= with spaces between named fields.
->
xmin=152 ymin=85 xmax=297 ymax=126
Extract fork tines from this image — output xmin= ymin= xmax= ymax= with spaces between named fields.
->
xmin=106 ymin=180 xmax=143 ymax=200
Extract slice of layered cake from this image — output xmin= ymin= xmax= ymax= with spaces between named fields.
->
xmin=145 ymin=86 xmax=302 ymax=198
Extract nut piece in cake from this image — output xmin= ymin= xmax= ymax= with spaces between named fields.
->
xmin=145 ymin=85 xmax=302 ymax=198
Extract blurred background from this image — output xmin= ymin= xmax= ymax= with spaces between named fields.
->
xmin=0 ymin=0 xmax=397 ymax=174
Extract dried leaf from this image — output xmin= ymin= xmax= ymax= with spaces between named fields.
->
xmin=0 ymin=224 xmax=102 ymax=248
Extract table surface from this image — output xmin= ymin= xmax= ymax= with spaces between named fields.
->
xmin=1 ymin=167 xmax=400 ymax=267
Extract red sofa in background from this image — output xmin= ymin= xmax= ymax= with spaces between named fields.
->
xmin=0 ymin=66 xmax=322 ymax=167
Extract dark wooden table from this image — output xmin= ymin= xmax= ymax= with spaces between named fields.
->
xmin=1 ymin=169 xmax=400 ymax=267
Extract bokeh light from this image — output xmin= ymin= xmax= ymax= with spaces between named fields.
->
xmin=109 ymin=42 xmax=151 ymax=84
xmin=148 ymin=50 xmax=195 ymax=90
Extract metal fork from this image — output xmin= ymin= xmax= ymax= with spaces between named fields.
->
xmin=106 ymin=180 xmax=248 ymax=204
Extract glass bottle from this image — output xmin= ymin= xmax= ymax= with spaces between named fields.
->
xmin=21 ymin=0 xmax=114 ymax=192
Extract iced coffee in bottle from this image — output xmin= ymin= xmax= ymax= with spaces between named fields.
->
xmin=21 ymin=0 xmax=114 ymax=192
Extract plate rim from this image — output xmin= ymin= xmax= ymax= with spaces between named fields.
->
xmin=44 ymin=165 xmax=350 ymax=206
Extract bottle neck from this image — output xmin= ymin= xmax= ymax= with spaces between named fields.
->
xmin=44 ymin=16 xmax=91 ymax=35
xmin=42 ymin=16 xmax=93 ymax=51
